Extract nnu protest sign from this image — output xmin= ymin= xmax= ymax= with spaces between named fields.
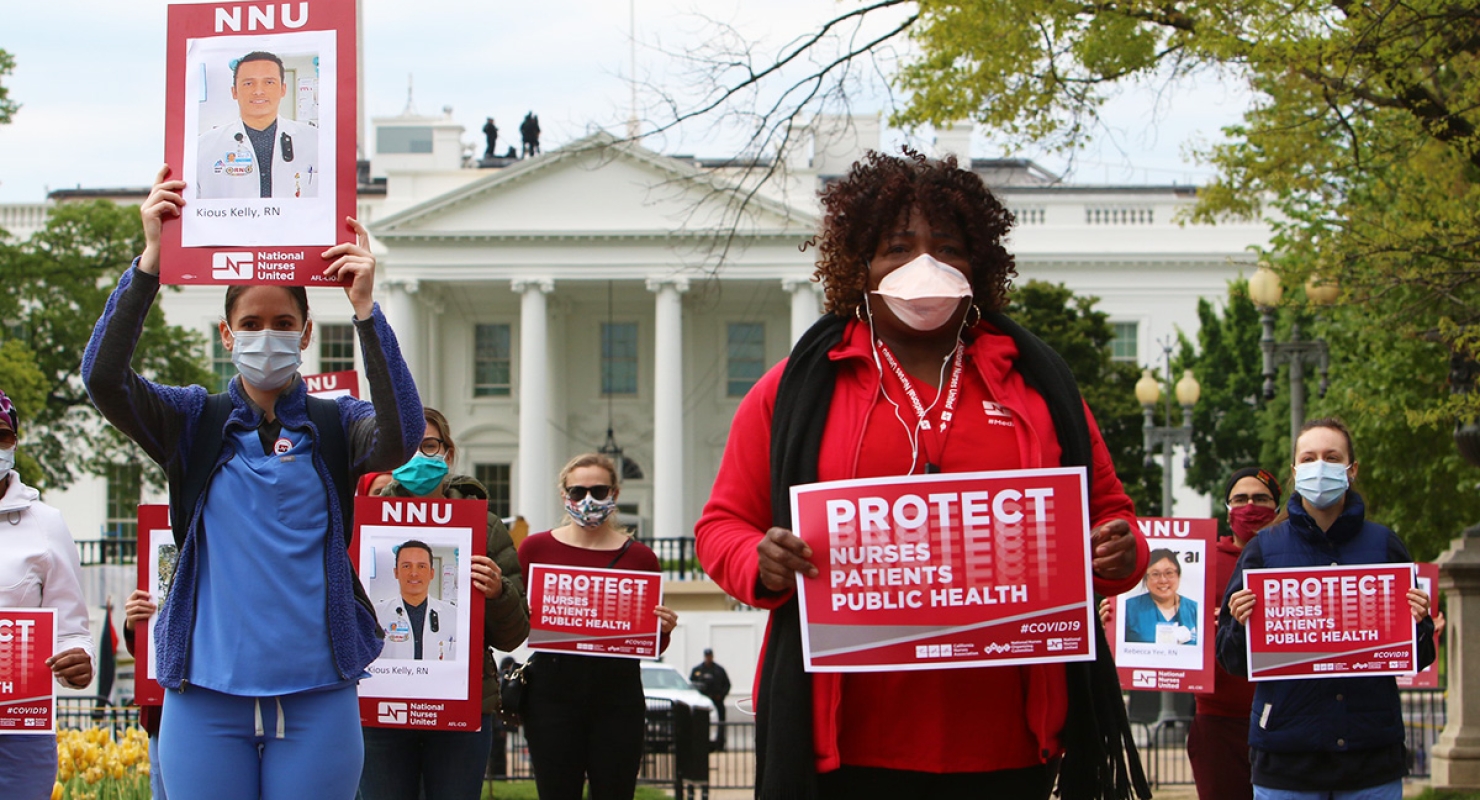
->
xmin=526 ymin=565 xmax=663 ymax=659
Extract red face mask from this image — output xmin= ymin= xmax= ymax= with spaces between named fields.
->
xmin=1228 ymin=503 xmax=1277 ymax=539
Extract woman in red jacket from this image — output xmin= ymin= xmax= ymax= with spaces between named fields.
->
xmin=695 ymin=150 xmax=1150 ymax=800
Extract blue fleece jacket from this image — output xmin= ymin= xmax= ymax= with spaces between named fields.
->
xmin=82 ymin=264 xmax=423 ymax=689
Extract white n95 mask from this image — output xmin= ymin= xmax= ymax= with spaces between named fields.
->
xmin=229 ymin=328 xmax=305 ymax=390
xmin=872 ymin=254 xmax=973 ymax=331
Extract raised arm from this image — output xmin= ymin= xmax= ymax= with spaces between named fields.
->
xmin=331 ymin=218 xmax=422 ymax=474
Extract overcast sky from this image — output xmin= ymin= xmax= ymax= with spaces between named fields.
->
xmin=0 ymin=0 xmax=1253 ymax=203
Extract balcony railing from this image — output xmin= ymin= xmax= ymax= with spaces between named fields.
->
xmin=76 ymin=538 xmax=138 ymax=566
xmin=638 ymin=537 xmax=707 ymax=581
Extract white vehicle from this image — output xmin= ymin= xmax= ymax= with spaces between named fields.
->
xmin=640 ymin=662 xmax=716 ymax=714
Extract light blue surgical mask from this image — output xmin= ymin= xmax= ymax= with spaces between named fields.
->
xmin=1294 ymin=460 xmax=1350 ymax=509
xmin=0 ymin=446 xmax=13 ymax=475
xmin=229 ymin=328 xmax=304 ymax=390
xmin=393 ymin=453 xmax=449 ymax=497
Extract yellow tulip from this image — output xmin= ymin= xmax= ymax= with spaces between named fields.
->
xmin=50 ymin=781 xmax=62 ymax=800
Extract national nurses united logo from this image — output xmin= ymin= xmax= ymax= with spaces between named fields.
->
xmin=273 ymin=437 xmax=293 ymax=455
xmin=982 ymin=401 xmax=1014 ymax=427
xmin=212 ymin=252 xmax=253 ymax=281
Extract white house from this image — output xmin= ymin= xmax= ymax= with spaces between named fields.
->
xmin=19 ymin=108 xmax=1271 ymax=556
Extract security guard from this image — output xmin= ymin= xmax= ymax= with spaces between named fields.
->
xmin=195 ymin=50 xmax=319 ymax=200
xmin=374 ymin=540 xmax=458 ymax=660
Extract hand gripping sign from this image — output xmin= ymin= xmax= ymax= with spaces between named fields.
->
xmin=791 ymin=467 xmax=1096 ymax=672
xmin=0 ymin=609 xmax=56 ymax=734
xmin=1107 ymin=518 xmax=1217 ymax=693
xmin=526 ymin=565 xmax=664 ymax=659
xmin=162 ymin=0 xmax=357 ymax=285
xmin=1243 ymin=563 xmax=1417 ymax=681
xmin=353 ymin=496 xmax=486 ymax=731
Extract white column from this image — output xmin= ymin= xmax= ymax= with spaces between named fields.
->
xmin=647 ymin=276 xmax=690 ymax=538
xmin=381 ymin=279 xmax=421 ymax=389
xmin=513 ymin=278 xmax=555 ymax=531
xmin=783 ymin=276 xmax=822 ymax=345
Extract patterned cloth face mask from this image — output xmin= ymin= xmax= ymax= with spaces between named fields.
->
xmin=565 ymin=494 xmax=618 ymax=528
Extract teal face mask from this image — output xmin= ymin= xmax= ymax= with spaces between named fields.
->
xmin=392 ymin=453 xmax=448 ymax=497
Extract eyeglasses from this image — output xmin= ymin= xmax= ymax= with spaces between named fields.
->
xmin=0 ymin=430 xmax=14 ymax=448
xmin=418 ymin=437 xmax=447 ymax=456
xmin=1145 ymin=569 xmax=1180 ymax=581
xmin=565 ymin=484 xmax=613 ymax=502
xmin=1226 ymin=493 xmax=1276 ymax=508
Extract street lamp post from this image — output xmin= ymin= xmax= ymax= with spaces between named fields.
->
xmin=1249 ymin=262 xmax=1339 ymax=444
xmin=1136 ymin=343 xmax=1201 ymax=516
xmin=1134 ymin=341 xmax=1200 ymax=725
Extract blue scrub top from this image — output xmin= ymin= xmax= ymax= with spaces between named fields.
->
xmin=187 ymin=426 xmax=340 ymax=694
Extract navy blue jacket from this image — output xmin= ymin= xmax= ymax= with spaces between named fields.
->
xmin=83 ymin=265 xmax=423 ymax=688
xmin=1215 ymin=491 xmax=1434 ymax=789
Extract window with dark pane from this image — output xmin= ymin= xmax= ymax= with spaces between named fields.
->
xmin=727 ymin=322 xmax=765 ymax=397
xmin=474 ymin=463 xmax=512 ymax=518
xmin=319 ymin=323 xmax=356 ymax=373
xmin=474 ymin=324 xmax=512 ymax=397
xmin=601 ymin=322 xmax=638 ymax=396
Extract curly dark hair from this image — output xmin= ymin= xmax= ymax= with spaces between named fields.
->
xmin=805 ymin=149 xmax=1017 ymax=317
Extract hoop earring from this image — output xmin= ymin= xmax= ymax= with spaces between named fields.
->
xmin=964 ymin=304 xmax=982 ymax=328
xmin=854 ymin=302 xmax=866 ymax=322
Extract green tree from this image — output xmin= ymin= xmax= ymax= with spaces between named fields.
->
xmin=0 ymin=201 xmax=213 ymax=491
xmin=1007 ymin=279 xmax=1154 ymax=514
xmin=0 ymin=48 xmax=17 ymax=125
xmin=1181 ymin=281 xmax=1273 ymax=499
xmin=889 ymin=0 xmax=1480 ymax=412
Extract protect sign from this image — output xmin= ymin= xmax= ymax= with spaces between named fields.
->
xmin=791 ymin=467 xmax=1095 ymax=672
xmin=526 ymin=565 xmax=663 ymax=659
xmin=354 ymin=496 xmax=486 ymax=731
xmin=0 ymin=609 xmax=56 ymax=734
xmin=162 ymin=0 xmax=357 ymax=285
xmin=1244 ymin=563 xmax=1417 ymax=681
xmin=1109 ymin=518 xmax=1217 ymax=693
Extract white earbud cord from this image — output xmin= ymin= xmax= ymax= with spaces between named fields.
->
xmin=864 ymin=293 xmax=969 ymax=474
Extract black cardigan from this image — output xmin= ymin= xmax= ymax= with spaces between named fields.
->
xmin=755 ymin=313 xmax=1150 ymax=800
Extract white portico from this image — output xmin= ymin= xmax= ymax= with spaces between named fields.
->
xmin=369 ymin=131 xmax=820 ymax=534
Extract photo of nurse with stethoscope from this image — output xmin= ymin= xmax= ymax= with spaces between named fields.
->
xmin=373 ymin=539 xmax=459 ymax=661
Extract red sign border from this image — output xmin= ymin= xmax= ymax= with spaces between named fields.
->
xmin=0 ymin=608 xmax=57 ymax=735
xmin=525 ymin=564 xmax=664 ymax=660
xmin=160 ymin=0 xmax=358 ymax=286
xmin=1109 ymin=517 xmax=1218 ymax=694
xmin=132 ymin=505 xmax=171 ymax=707
xmin=790 ymin=467 xmax=1097 ymax=673
xmin=352 ymin=496 xmax=487 ymax=731
xmin=1244 ymin=563 xmax=1418 ymax=682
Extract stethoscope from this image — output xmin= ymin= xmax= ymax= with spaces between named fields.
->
xmin=394 ymin=605 xmax=440 ymax=633
xmin=232 ymin=131 xmax=296 ymax=162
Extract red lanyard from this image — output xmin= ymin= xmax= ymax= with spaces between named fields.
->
xmin=876 ymin=340 xmax=964 ymax=473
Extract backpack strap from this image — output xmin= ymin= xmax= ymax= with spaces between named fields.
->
xmin=170 ymin=392 xmax=233 ymax=548
xmin=305 ymin=395 xmax=352 ymax=545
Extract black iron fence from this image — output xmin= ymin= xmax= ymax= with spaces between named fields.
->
xmin=483 ymin=688 xmax=1448 ymax=792
xmin=55 ymin=696 xmax=140 ymax=737
xmin=76 ymin=538 xmax=138 ymax=566
xmin=638 ymin=537 xmax=706 ymax=581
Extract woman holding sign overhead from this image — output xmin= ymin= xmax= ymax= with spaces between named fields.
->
xmin=695 ymin=150 xmax=1149 ymax=800
xmin=82 ymin=166 xmax=422 ymax=800
xmin=517 ymin=453 xmax=678 ymax=800
xmin=1216 ymin=418 xmax=1434 ymax=800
